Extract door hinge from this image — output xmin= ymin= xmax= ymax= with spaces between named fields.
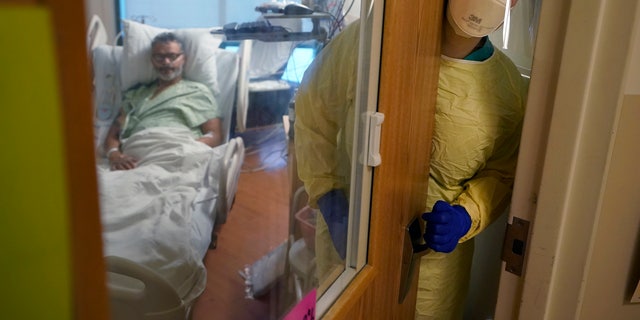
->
xmin=501 ymin=216 xmax=530 ymax=276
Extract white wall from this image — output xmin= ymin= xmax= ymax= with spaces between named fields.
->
xmin=85 ymin=0 xmax=117 ymax=41
xmin=518 ymin=0 xmax=640 ymax=318
xmin=576 ymin=2 xmax=640 ymax=318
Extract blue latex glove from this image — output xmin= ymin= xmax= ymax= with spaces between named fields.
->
xmin=317 ymin=189 xmax=349 ymax=259
xmin=422 ymin=200 xmax=472 ymax=253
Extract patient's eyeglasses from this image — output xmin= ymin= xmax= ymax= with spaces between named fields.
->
xmin=151 ymin=52 xmax=183 ymax=63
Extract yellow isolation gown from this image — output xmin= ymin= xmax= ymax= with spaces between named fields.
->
xmin=294 ymin=20 xmax=527 ymax=319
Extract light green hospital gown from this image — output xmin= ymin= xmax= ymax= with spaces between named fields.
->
xmin=121 ymin=80 xmax=220 ymax=140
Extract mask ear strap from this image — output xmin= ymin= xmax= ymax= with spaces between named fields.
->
xmin=502 ymin=0 xmax=512 ymax=49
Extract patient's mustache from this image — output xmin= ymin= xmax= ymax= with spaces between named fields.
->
xmin=157 ymin=65 xmax=183 ymax=81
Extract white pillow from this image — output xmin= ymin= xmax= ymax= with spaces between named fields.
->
xmin=119 ymin=20 xmax=223 ymax=95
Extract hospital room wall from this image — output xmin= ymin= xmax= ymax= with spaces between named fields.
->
xmin=521 ymin=0 xmax=640 ymax=317
xmin=85 ymin=0 xmax=117 ymax=41
xmin=486 ymin=0 xmax=640 ymax=317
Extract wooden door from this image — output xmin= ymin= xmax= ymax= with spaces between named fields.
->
xmin=323 ymin=1 xmax=443 ymax=318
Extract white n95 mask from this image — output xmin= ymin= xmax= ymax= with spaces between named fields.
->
xmin=447 ymin=0 xmax=513 ymax=38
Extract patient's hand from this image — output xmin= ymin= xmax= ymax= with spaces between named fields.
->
xmin=196 ymin=136 xmax=222 ymax=148
xmin=108 ymin=152 xmax=138 ymax=171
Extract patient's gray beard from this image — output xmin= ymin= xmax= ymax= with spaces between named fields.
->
xmin=157 ymin=65 xmax=183 ymax=81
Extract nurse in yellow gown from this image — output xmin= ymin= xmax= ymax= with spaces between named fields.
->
xmin=295 ymin=0 xmax=527 ymax=318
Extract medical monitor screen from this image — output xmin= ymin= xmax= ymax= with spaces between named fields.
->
xmin=221 ymin=42 xmax=316 ymax=85
xmin=220 ymin=41 xmax=240 ymax=52
xmin=281 ymin=45 xmax=316 ymax=85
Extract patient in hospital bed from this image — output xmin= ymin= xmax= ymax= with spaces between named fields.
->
xmin=104 ymin=32 xmax=223 ymax=170
xmin=97 ymin=31 xmax=229 ymax=306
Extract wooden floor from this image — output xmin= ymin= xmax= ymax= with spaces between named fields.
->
xmin=191 ymin=125 xmax=297 ymax=320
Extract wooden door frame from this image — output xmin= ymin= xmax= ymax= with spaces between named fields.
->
xmin=41 ymin=0 xmax=110 ymax=318
xmin=324 ymin=0 xmax=443 ymax=318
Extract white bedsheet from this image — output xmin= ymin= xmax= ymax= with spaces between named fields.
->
xmin=98 ymin=127 xmax=224 ymax=304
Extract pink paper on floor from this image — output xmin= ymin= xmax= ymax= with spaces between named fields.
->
xmin=284 ymin=289 xmax=316 ymax=320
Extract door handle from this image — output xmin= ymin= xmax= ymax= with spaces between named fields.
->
xmin=398 ymin=215 xmax=431 ymax=303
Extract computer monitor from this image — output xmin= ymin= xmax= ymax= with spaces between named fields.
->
xmin=220 ymin=41 xmax=240 ymax=52
xmin=220 ymin=41 xmax=316 ymax=85
xmin=281 ymin=45 xmax=316 ymax=85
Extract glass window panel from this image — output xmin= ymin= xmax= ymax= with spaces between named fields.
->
xmin=99 ymin=0 xmax=378 ymax=319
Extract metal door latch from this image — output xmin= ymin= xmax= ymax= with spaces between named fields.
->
xmin=501 ymin=216 xmax=530 ymax=276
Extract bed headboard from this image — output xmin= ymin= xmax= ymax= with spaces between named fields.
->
xmin=91 ymin=20 xmax=240 ymax=156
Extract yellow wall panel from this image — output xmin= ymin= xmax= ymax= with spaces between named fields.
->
xmin=0 ymin=7 xmax=71 ymax=319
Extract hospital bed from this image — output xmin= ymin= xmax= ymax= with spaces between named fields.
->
xmin=88 ymin=17 xmax=245 ymax=319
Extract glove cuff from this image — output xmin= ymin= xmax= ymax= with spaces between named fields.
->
xmin=452 ymin=204 xmax=472 ymax=238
